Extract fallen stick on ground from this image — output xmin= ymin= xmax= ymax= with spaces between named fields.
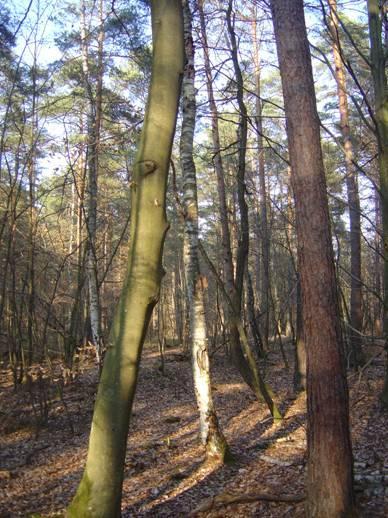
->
xmin=189 ymin=491 xmax=306 ymax=515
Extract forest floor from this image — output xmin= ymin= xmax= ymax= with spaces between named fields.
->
xmin=0 ymin=339 xmax=387 ymax=517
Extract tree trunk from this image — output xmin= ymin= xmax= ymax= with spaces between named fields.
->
xmin=180 ymin=0 xmax=229 ymax=461
xmin=197 ymin=0 xmax=235 ymax=298
xmin=367 ymin=0 xmax=388 ymax=409
xmin=225 ymin=0 xmax=249 ymax=305
xmin=199 ymin=242 xmax=282 ymax=420
xmin=270 ymin=1 xmax=355 ymax=515
xmin=328 ymin=0 xmax=364 ymax=368
xmin=294 ymin=274 xmax=306 ymax=391
xmin=196 ymin=0 xmax=270 ymax=407
xmin=246 ymin=270 xmax=264 ymax=358
xmin=374 ymin=191 xmax=383 ymax=335
xmin=251 ymin=11 xmax=270 ymax=350
xmin=81 ymin=0 xmax=104 ymax=362
xmin=27 ymin=39 xmax=39 ymax=366
xmin=67 ymin=2 xmax=184 ymax=515
xmin=64 ymin=131 xmax=87 ymax=366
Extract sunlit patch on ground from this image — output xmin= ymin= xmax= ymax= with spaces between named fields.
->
xmin=0 ymin=342 xmax=387 ymax=517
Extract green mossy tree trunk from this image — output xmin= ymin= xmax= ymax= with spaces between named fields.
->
xmin=67 ymin=2 xmax=184 ymax=516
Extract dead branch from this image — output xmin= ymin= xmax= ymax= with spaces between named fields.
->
xmin=189 ymin=490 xmax=305 ymax=515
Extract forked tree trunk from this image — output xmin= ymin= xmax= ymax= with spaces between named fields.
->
xmin=225 ymin=0 xmax=249 ymax=305
xmin=270 ymin=0 xmax=355 ymax=515
xmin=196 ymin=0 xmax=275 ymax=411
xmin=67 ymin=2 xmax=184 ymax=515
xmin=180 ymin=0 xmax=229 ymax=461
xmin=199 ymin=242 xmax=282 ymax=420
xmin=197 ymin=0 xmax=235 ymax=299
xmin=367 ymin=0 xmax=388 ymax=409
xmin=246 ymin=270 xmax=264 ymax=357
xmin=328 ymin=0 xmax=364 ymax=368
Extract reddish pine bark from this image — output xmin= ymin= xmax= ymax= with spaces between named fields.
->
xmin=270 ymin=0 xmax=355 ymax=516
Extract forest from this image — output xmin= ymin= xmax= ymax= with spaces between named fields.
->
xmin=0 ymin=0 xmax=387 ymax=516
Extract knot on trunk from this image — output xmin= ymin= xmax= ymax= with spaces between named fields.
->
xmin=138 ymin=160 xmax=158 ymax=176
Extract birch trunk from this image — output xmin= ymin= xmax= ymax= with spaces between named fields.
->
xmin=81 ymin=0 xmax=104 ymax=362
xmin=67 ymin=2 xmax=184 ymax=515
xmin=180 ymin=0 xmax=229 ymax=461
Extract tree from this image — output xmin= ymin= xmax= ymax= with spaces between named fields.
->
xmin=67 ymin=1 xmax=184 ymax=515
xmin=367 ymin=0 xmax=388 ymax=409
xmin=327 ymin=0 xmax=364 ymax=368
xmin=196 ymin=0 xmax=280 ymax=419
xmin=269 ymin=0 xmax=355 ymax=515
xmin=251 ymin=5 xmax=270 ymax=351
xmin=180 ymin=0 xmax=229 ymax=462
xmin=80 ymin=0 xmax=105 ymax=363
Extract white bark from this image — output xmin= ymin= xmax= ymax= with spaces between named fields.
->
xmin=80 ymin=0 xmax=104 ymax=360
xmin=181 ymin=0 xmax=228 ymax=460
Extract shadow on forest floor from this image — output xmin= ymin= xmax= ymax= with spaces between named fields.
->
xmin=0 ymin=340 xmax=387 ymax=517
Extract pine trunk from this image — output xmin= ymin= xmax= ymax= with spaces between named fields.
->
xmin=328 ymin=0 xmax=364 ymax=368
xmin=270 ymin=0 xmax=355 ymax=515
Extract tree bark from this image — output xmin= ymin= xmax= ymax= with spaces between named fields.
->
xmin=251 ymin=11 xmax=270 ymax=350
xmin=64 ymin=132 xmax=87 ymax=367
xmin=270 ymin=1 xmax=355 ymax=516
xmin=225 ymin=0 xmax=249 ymax=305
xmin=196 ymin=0 xmax=271 ymax=407
xmin=294 ymin=274 xmax=306 ymax=391
xmin=67 ymin=2 xmax=184 ymax=515
xmin=328 ymin=0 xmax=364 ymax=368
xmin=367 ymin=0 xmax=388 ymax=409
xmin=27 ymin=35 xmax=39 ymax=366
xmin=180 ymin=0 xmax=229 ymax=462
xmin=81 ymin=0 xmax=104 ymax=362
xmin=197 ymin=0 xmax=235 ymax=298
xmin=246 ymin=269 xmax=264 ymax=358
xmin=199 ymin=241 xmax=282 ymax=420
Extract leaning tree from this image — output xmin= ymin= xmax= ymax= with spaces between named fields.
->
xmin=67 ymin=1 xmax=184 ymax=516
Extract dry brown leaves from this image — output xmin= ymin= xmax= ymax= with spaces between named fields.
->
xmin=0 ymin=342 xmax=387 ymax=517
